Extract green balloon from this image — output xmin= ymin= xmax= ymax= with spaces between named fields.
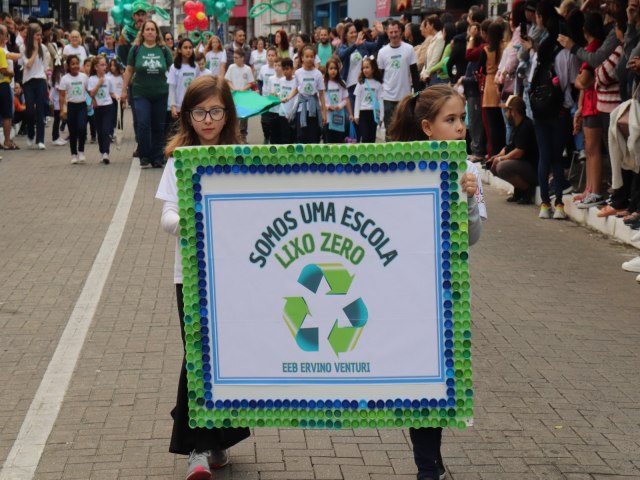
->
xmin=111 ymin=5 xmax=124 ymax=24
xmin=123 ymin=3 xmax=133 ymax=17
xmin=226 ymin=0 xmax=236 ymax=8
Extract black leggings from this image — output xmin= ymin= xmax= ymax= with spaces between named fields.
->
xmin=52 ymin=109 xmax=61 ymax=141
xmin=67 ymin=102 xmax=87 ymax=155
xmin=484 ymin=107 xmax=505 ymax=157
xmin=358 ymin=110 xmax=377 ymax=143
xmin=170 ymin=284 xmax=250 ymax=455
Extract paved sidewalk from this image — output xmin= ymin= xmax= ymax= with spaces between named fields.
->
xmin=1 ymin=117 xmax=639 ymax=480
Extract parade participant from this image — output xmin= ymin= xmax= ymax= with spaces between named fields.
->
xmin=157 ymin=74 xmax=250 ymax=480
xmin=323 ymin=57 xmax=352 ymax=143
xmin=97 ymin=29 xmax=117 ymax=61
xmin=294 ymin=44 xmax=327 ymax=143
xmin=250 ymin=36 xmax=267 ymax=82
xmin=21 ymin=23 xmax=50 ymax=150
xmin=83 ymin=57 xmax=97 ymax=144
xmin=50 ymin=57 xmax=66 ymax=146
xmin=88 ymin=55 xmax=117 ymax=164
xmin=316 ymin=27 xmax=334 ymax=67
xmin=164 ymin=31 xmax=175 ymax=52
xmin=388 ymin=83 xmax=485 ymax=480
xmin=59 ymin=55 xmax=88 ymax=164
xmin=225 ymin=48 xmax=255 ymax=143
xmin=195 ymin=52 xmax=212 ymax=75
xmin=107 ymin=58 xmax=124 ymax=139
xmin=224 ymin=29 xmax=250 ymax=66
xmin=0 ymin=23 xmax=15 ymax=150
xmin=121 ymin=19 xmax=173 ymax=168
xmin=354 ymin=55 xmax=384 ymax=143
xmin=273 ymin=57 xmax=297 ymax=144
xmin=204 ymin=35 xmax=226 ymax=77
xmin=168 ymin=38 xmax=198 ymax=121
xmin=274 ymin=29 xmax=293 ymax=58
xmin=63 ymin=30 xmax=87 ymax=64
xmin=259 ymin=47 xmax=277 ymax=143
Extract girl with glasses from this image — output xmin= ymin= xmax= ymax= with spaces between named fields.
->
xmin=157 ymin=75 xmax=249 ymax=480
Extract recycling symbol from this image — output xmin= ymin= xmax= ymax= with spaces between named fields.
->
xmin=391 ymin=59 xmax=401 ymax=70
xmin=302 ymin=81 xmax=314 ymax=94
xmin=96 ymin=87 xmax=106 ymax=99
xmin=283 ymin=263 xmax=368 ymax=356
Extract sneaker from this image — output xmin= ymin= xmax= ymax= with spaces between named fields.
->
xmin=102 ymin=153 xmax=110 ymax=165
xmin=539 ymin=203 xmax=552 ymax=219
xmin=553 ymin=204 xmax=568 ymax=220
xmin=26 ymin=137 xmax=34 ymax=147
xmin=622 ymin=256 xmax=640 ymax=273
xmin=53 ymin=138 xmax=67 ymax=146
xmin=70 ymin=155 xmax=78 ymax=164
xmin=78 ymin=152 xmax=86 ymax=164
xmin=577 ymin=193 xmax=606 ymax=209
xmin=208 ymin=449 xmax=229 ymax=469
xmin=37 ymin=142 xmax=46 ymax=150
xmin=186 ymin=450 xmax=211 ymax=480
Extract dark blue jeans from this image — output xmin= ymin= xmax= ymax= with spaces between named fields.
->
xmin=94 ymin=105 xmax=114 ymax=155
xmin=134 ymin=95 xmax=167 ymax=166
xmin=67 ymin=102 xmax=88 ymax=156
xmin=410 ymin=427 xmax=443 ymax=480
xmin=534 ymin=113 xmax=571 ymax=205
xmin=23 ymin=78 xmax=48 ymax=143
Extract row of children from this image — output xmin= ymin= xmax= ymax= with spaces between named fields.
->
xmin=166 ymin=37 xmax=386 ymax=146
xmin=52 ymin=54 xmax=123 ymax=163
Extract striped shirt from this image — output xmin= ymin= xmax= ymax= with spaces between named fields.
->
xmin=595 ymin=44 xmax=622 ymax=114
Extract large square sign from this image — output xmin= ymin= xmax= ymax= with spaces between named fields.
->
xmin=173 ymin=141 xmax=474 ymax=430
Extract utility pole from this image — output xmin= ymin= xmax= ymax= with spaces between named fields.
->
xmin=246 ymin=0 xmax=254 ymax=40
xmin=301 ymin=0 xmax=313 ymax=35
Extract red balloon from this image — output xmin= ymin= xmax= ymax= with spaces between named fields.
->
xmin=198 ymin=17 xmax=209 ymax=30
xmin=194 ymin=1 xmax=205 ymax=14
xmin=184 ymin=0 xmax=196 ymax=15
xmin=184 ymin=15 xmax=197 ymax=31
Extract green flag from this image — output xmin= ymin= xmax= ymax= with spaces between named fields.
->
xmin=232 ymin=90 xmax=281 ymax=119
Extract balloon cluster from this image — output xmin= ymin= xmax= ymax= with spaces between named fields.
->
xmin=184 ymin=0 xmax=236 ymax=29
xmin=111 ymin=0 xmax=169 ymax=42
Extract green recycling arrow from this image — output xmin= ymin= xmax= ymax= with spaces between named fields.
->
xmin=283 ymin=296 xmax=318 ymax=351
xmin=328 ymin=298 xmax=368 ymax=356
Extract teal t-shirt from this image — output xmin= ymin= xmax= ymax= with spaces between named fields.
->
xmin=127 ymin=44 xmax=173 ymax=100
xmin=317 ymin=43 xmax=334 ymax=67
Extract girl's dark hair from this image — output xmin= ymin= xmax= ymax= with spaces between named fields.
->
xmin=165 ymin=75 xmax=240 ymax=156
xmin=51 ymin=63 xmax=64 ymax=85
xmin=300 ymin=44 xmax=316 ymax=60
xmin=511 ymin=1 xmax=527 ymax=28
xmin=324 ymin=57 xmax=346 ymax=88
xmin=566 ymin=8 xmax=586 ymax=47
xmin=536 ymin=0 xmax=562 ymax=61
xmin=174 ymin=38 xmax=196 ymax=69
xmin=25 ymin=24 xmax=43 ymax=60
xmin=275 ymin=29 xmax=289 ymax=51
xmin=358 ymin=56 xmax=382 ymax=83
xmin=442 ymin=22 xmax=456 ymax=43
xmin=65 ymin=54 xmax=79 ymax=69
xmin=297 ymin=33 xmax=311 ymax=47
xmin=388 ymin=84 xmax=465 ymax=142
xmin=109 ymin=58 xmax=123 ymax=75
xmin=408 ymin=23 xmax=424 ymax=46
xmin=583 ymin=11 xmax=605 ymax=40
xmin=455 ymin=20 xmax=468 ymax=36
xmin=487 ymin=21 xmax=504 ymax=54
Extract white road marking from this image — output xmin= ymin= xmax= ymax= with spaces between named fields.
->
xmin=0 ymin=160 xmax=142 ymax=480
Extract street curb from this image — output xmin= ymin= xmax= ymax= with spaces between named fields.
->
xmin=479 ymin=169 xmax=640 ymax=250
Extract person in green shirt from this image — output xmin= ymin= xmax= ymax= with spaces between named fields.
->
xmin=121 ymin=20 xmax=173 ymax=168
xmin=316 ymin=27 xmax=334 ymax=68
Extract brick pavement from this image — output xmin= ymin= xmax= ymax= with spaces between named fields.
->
xmin=1 ymin=116 xmax=639 ymax=480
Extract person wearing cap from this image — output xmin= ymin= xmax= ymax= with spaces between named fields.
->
xmin=98 ymin=30 xmax=117 ymax=61
xmin=488 ymin=95 xmax=539 ymax=204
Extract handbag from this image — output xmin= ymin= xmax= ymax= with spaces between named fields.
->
xmin=345 ymin=121 xmax=357 ymax=143
xmin=617 ymin=84 xmax=640 ymax=141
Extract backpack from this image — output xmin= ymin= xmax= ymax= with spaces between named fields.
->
xmin=528 ymin=48 xmax=564 ymax=118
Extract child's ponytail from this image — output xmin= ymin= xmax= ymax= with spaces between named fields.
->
xmin=388 ymin=93 xmax=427 ymax=142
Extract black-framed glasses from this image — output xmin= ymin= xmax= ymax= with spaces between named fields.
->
xmin=189 ymin=107 xmax=227 ymax=122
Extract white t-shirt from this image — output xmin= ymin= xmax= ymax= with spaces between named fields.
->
xmin=88 ymin=75 xmax=116 ymax=106
xmin=265 ymin=73 xmax=283 ymax=113
xmin=59 ymin=72 xmax=88 ymax=103
xmin=465 ymin=160 xmax=487 ymax=220
xmin=354 ymin=78 xmax=384 ymax=120
xmin=259 ymin=65 xmax=275 ymax=94
xmin=167 ymin=64 xmax=198 ymax=110
xmin=155 ymin=157 xmax=182 ymax=284
xmin=377 ymin=41 xmax=417 ymax=101
xmin=107 ymin=72 xmax=124 ymax=97
xmin=250 ymin=49 xmax=267 ymax=76
xmin=198 ymin=67 xmax=212 ymax=76
xmin=275 ymin=76 xmax=298 ymax=119
xmin=20 ymin=44 xmax=50 ymax=83
xmin=225 ymin=64 xmax=254 ymax=90
xmin=325 ymin=79 xmax=348 ymax=109
xmin=62 ymin=44 xmax=87 ymax=64
xmin=205 ymin=50 xmax=226 ymax=76
xmin=346 ymin=49 xmax=363 ymax=87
